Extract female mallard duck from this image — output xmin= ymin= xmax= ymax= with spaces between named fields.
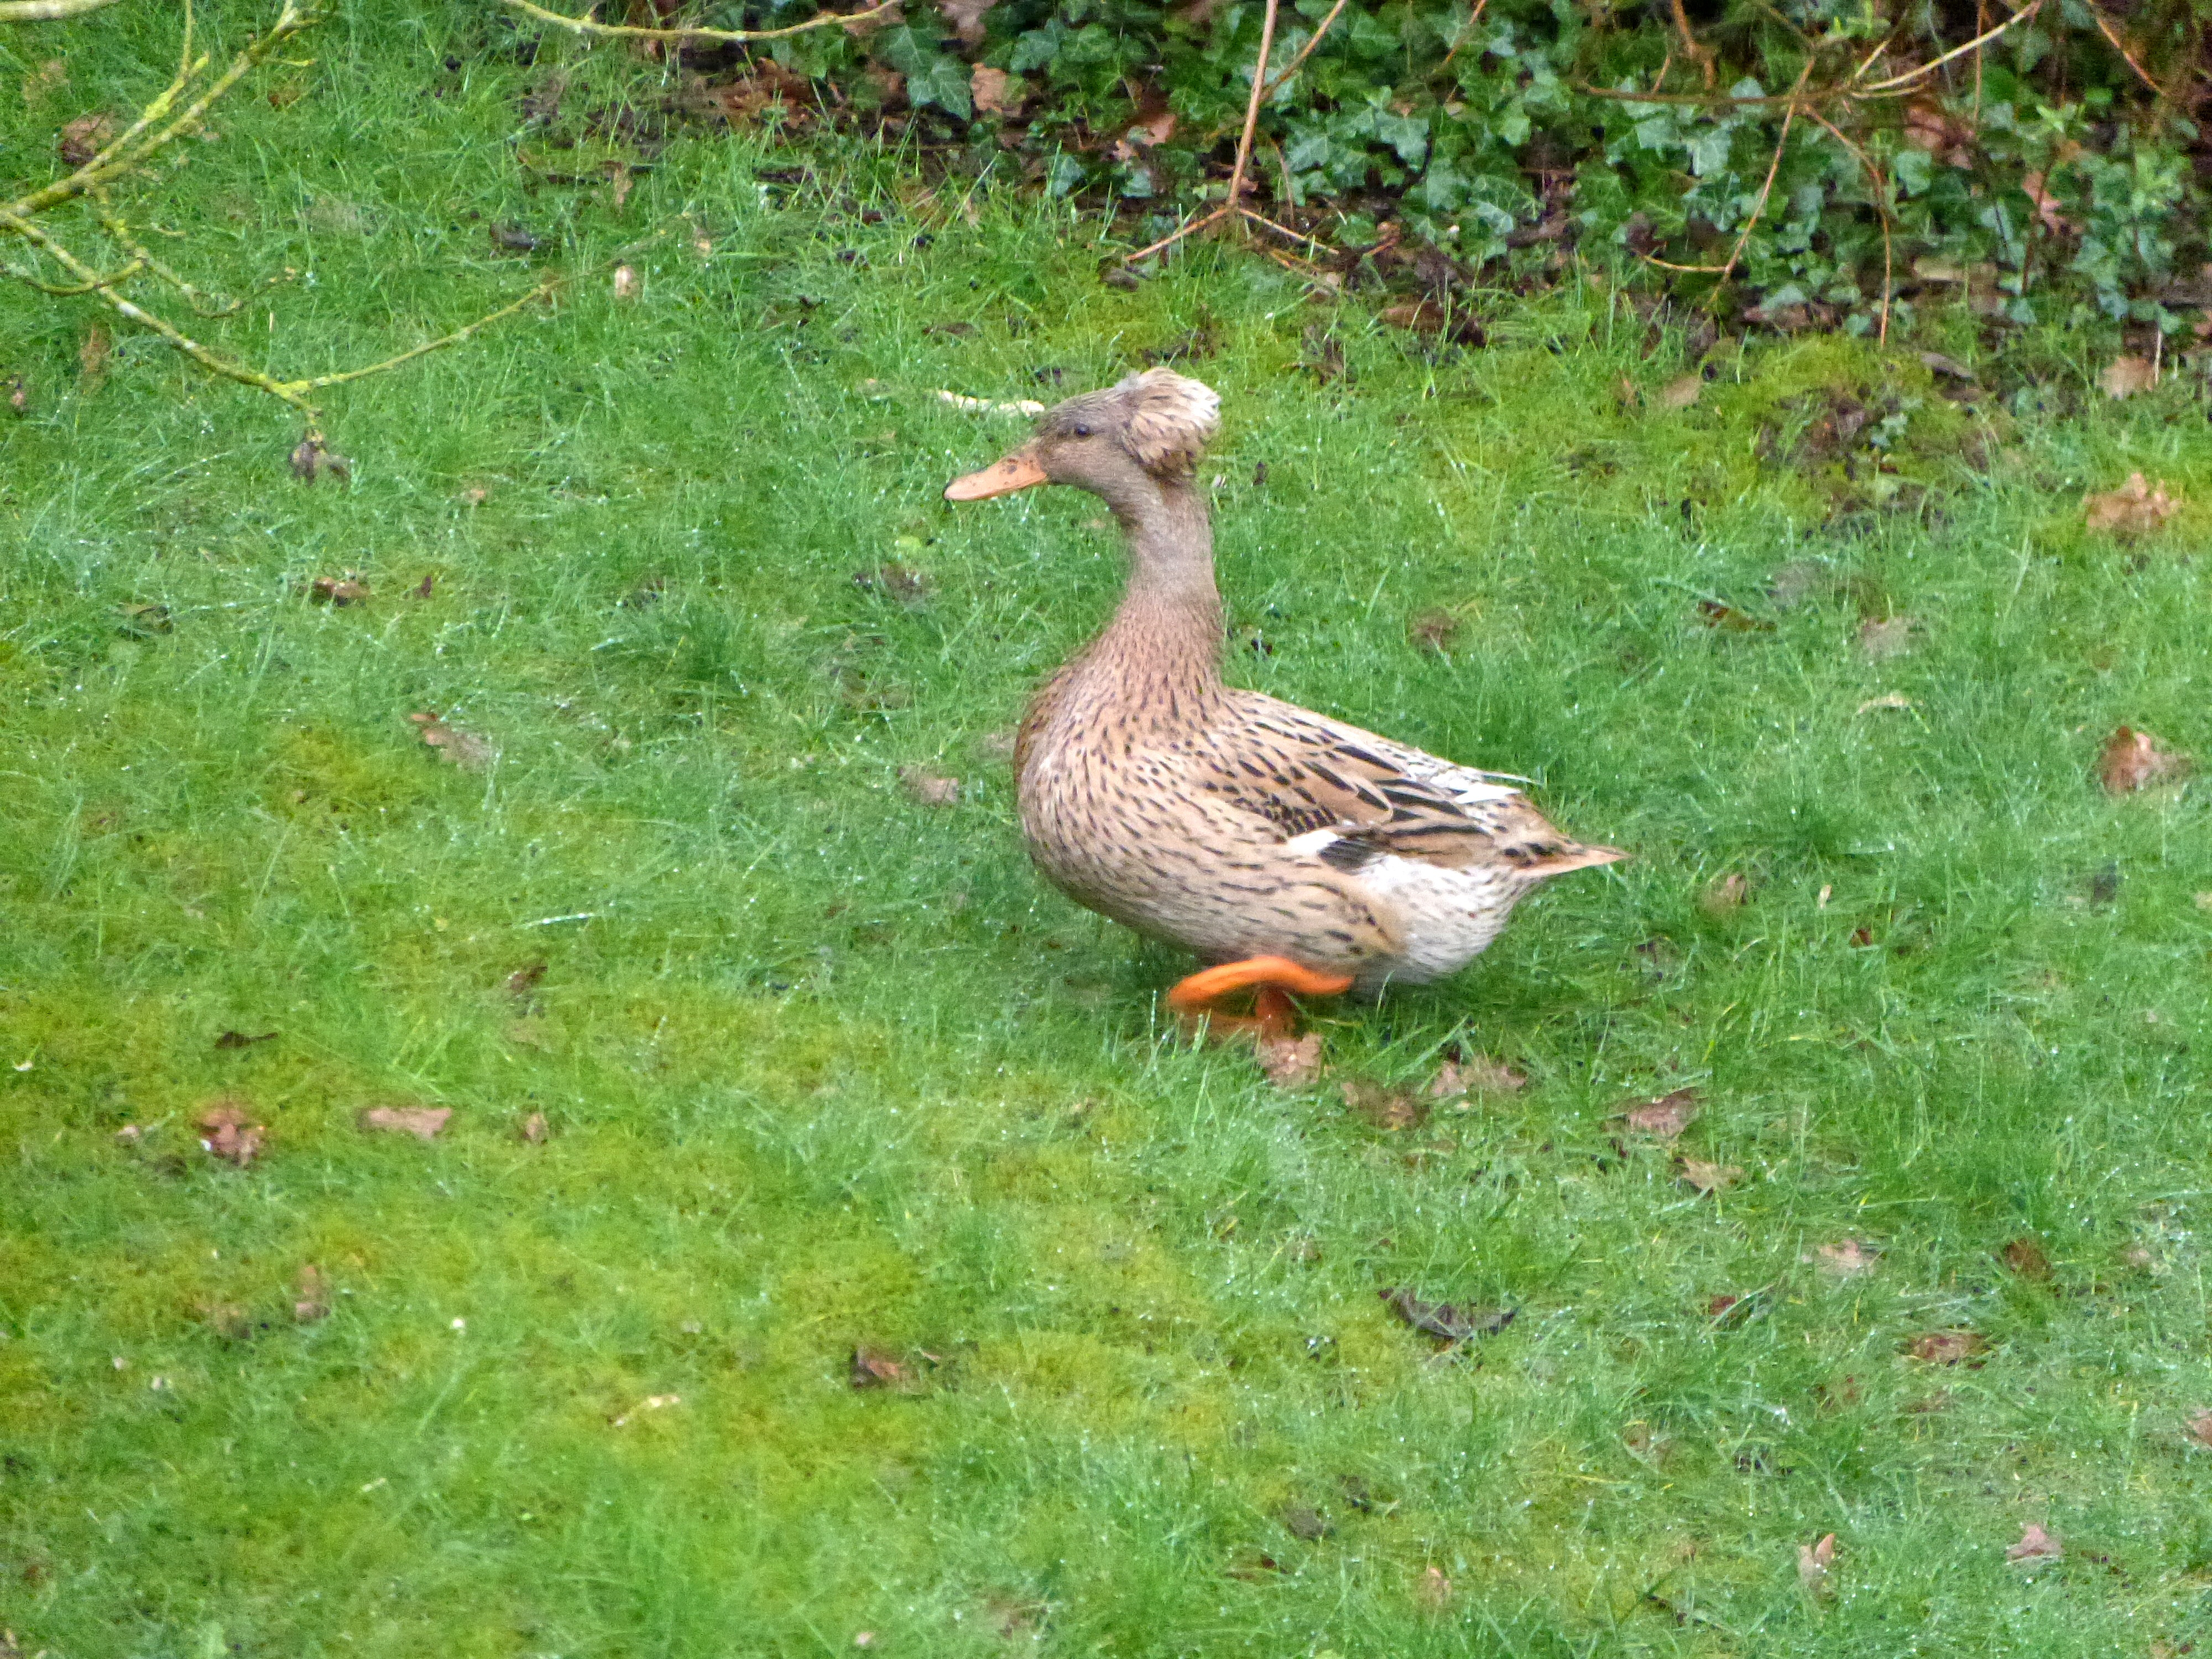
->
xmin=946 ymin=368 xmax=1620 ymax=1033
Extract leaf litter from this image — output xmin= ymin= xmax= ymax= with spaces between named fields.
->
xmin=1797 ymin=1532 xmax=1837 ymax=1596
xmin=408 ymin=711 xmax=496 ymax=771
xmin=1619 ymin=1087 xmax=1700 ymax=1138
xmin=2096 ymin=727 xmax=2189 ymax=794
xmin=196 ymin=1098 xmax=265 ymax=1167
xmin=1815 ymin=1238 xmax=1879 ymax=1276
xmin=359 ymin=1105 xmax=452 ymax=1140
xmin=1343 ymin=1079 xmax=1424 ymax=1131
xmin=1254 ymin=1031 xmax=1323 ymax=1087
xmin=1427 ymin=1054 xmax=1526 ymax=1104
xmin=2007 ymin=1523 xmax=2062 ymax=1563
xmin=1678 ymin=1159 xmax=1743 ymax=1194
xmin=1378 ymin=1287 xmax=1515 ymax=1343
xmin=2084 ymin=473 xmax=2179 ymax=536
xmin=1907 ymin=1329 xmax=1988 ymax=1365
xmin=294 ymin=1265 xmax=330 ymax=1323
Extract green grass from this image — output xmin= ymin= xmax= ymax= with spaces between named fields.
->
xmin=6 ymin=6 xmax=2212 ymax=1655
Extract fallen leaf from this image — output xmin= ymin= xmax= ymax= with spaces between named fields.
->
xmin=2096 ymin=727 xmax=2189 ymax=794
xmin=1343 ymin=1079 xmax=1423 ymax=1131
xmin=1902 ymin=100 xmax=1974 ymax=167
xmin=900 ymin=766 xmax=959 ymax=806
xmin=1657 ymin=374 xmax=1703 ymax=410
xmin=2099 ymin=355 xmax=2157 ymax=399
xmin=971 ymin=64 xmax=1024 ymax=117
xmin=359 ymin=1105 xmax=452 ymax=1140
xmin=414 ymin=575 xmax=436 ymax=598
xmin=289 ymin=434 xmax=352 ymax=484
xmin=24 ymin=58 xmax=67 ymax=103
xmin=58 ymin=111 xmax=116 ymax=166
xmin=196 ymin=1098 xmax=265 ymax=1167
xmin=1856 ymin=615 xmax=1916 ymax=660
xmin=1858 ymin=692 xmax=1916 ymax=713
xmin=1907 ymin=1329 xmax=1987 ymax=1365
xmin=1428 ymin=1055 xmax=1526 ymax=1103
xmin=1696 ymin=598 xmax=1771 ymax=632
xmin=1415 ymin=1564 xmax=1453 ymax=1611
xmin=117 ymin=602 xmax=171 ymax=638
xmin=1699 ymin=872 xmax=1749 ymax=915
xmin=202 ymin=1302 xmax=254 ymax=1340
xmin=2184 ymin=1409 xmax=2212 ymax=1449
xmin=1678 ymin=1159 xmax=1743 ymax=1194
xmin=408 ymin=711 xmax=496 ymax=771
xmin=309 ymin=575 xmax=369 ymax=606
xmin=213 ymin=1030 xmax=276 ymax=1050
xmin=1815 ymin=1238 xmax=1878 ymax=1276
xmin=851 ymin=1345 xmax=905 ymax=1388
xmin=1767 ymin=560 xmax=1826 ymax=608
xmin=520 ymin=1110 xmax=549 ymax=1143
xmin=2020 ymin=171 xmax=2073 ymax=235
xmin=1255 ymin=1031 xmax=1324 ymax=1087
xmin=1378 ymin=1286 xmax=1515 ymax=1343
xmin=78 ymin=322 xmax=109 ymax=387
xmin=941 ymin=0 xmax=997 ymax=44
xmin=1379 ymin=295 xmax=1484 ymax=346
xmin=1614 ymin=375 xmax=1641 ymax=410
xmin=1797 ymin=1532 xmax=1837 ymax=1595
xmin=1281 ymin=1504 xmax=1330 ymax=1541
xmin=7 ymin=373 xmax=27 ymax=414
xmin=1918 ymin=351 xmax=1978 ymax=385
xmin=294 ymin=1264 xmax=330 ymax=1323
xmin=2001 ymin=1237 xmax=2052 ymax=1280
xmin=2006 ymin=1522 xmax=2061 ymax=1563
xmin=505 ymin=962 xmax=547 ymax=998
xmin=855 ymin=563 xmax=931 ymax=606
xmin=612 ymin=264 xmax=640 ymax=300
xmin=457 ymin=485 xmax=489 ymax=507
xmin=1621 ymin=1087 xmax=1700 ymax=1138
xmin=611 ymin=1392 xmax=681 ymax=1426
xmin=491 ymin=223 xmax=539 ymax=253
xmin=1407 ymin=608 xmax=1463 ymax=654
xmin=604 ymin=161 xmax=633 ymax=210
xmin=2084 ymin=472 xmax=2179 ymax=536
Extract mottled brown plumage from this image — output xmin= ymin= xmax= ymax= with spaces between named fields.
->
xmin=947 ymin=368 xmax=1621 ymax=999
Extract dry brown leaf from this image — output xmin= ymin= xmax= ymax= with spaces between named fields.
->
xmin=1415 ymin=1564 xmax=1453 ymax=1611
xmin=1816 ymin=1238 xmax=1878 ymax=1276
xmin=196 ymin=1099 xmax=265 ymax=1167
xmin=58 ymin=111 xmax=115 ymax=165
xmin=851 ymin=1345 xmax=906 ymax=1388
xmin=2020 ymin=171 xmax=2073 ymax=235
xmin=611 ymin=1392 xmax=681 ymax=1426
xmin=520 ymin=1110 xmax=549 ymax=1144
xmin=294 ymin=1264 xmax=330 ymax=1323
xmin=1678 ymin=1159 xmax=1742 ymax=1194
xmin=1700 ymin=872 xmax=1749 ymax=915
xmin=2084 ymin=472 xmax=2179 ymax=536
xmin=612 ymin=263 xmax=640 ymax=300
xmin=971 ymin=64 xmax=1024 ymax=117
xmin=1343 ymin=1079 xmax=1423 ymax=1131
xmin=604 ymin=161 xmax=633 ymax=210
xmin=1255 ymin=1031 xmax=1324 ymax=1088
xmin=2007 ymin=1522 xmax=2062 ymax=1563
xmin=24 ymin=59 xmax=67 ymax=103
xmin=1657 ymin=374 xmax=1703 ymax=410
xmin=2099 ymin=355 xmax=2158 ymax=399
xmin=1378 ymin=1286 xmax=1515 ymax=1343
xmin=900 ymin=766 xmax=960 ymax=806
xmin=309 ymin=575 xmax=369 ymax=606
xmin=213 ymin=1029 xmax=276 ymax=1050
xmin=77 ymin=322 xmax=109 ymax=388
xmin=1407 ymin=608 xmax=1463 ymax=654
xmin=7 ymin=373 xmax=27 ymax=415
xmin=2096 ymin=727 xmax=2190 ymax=794
xmin=1697 ymin=598 xmax=1771 ymax=633
xmin=289 ymin=434 xmax=352 ymax=484
xmin=408 ymin=711 xmax=495 ymax=771
xmin=505 ymin=962 xmax=547 ymax=998
xmin=855 ymin=563 xmax=931 ymax=606
xmin=2184 ymin=1409 xmax=2212 ymax=1449
xmin=1902 ymin=101 xmax=1974 ymax=167
xmin=1621 ymin=1087 xmax=1700 ymax=1138
xmin=1797 ymin=1532 xmax=1837 ymax=1595
xmin=1856 ymin=615 xmax=1917 ymax=660
xmin=1281 ymin=1503 xmax=1329 ymax=1542
xmin=1858 ymin=692 xmax=1916 ymax=713
xmin=202 ymin=1301 xmax=254 ymax=1340
xmin=1428 ymin=1055 xmax=1526 ymax=1103
xmin=1907 ymin=1329 xmax=1987 ymax=1365
xmin=2001 ymin=1237 xmax=2052 ymax=1280
xmin=359 ymin=1104 xmax=452 ymax=1140
xmin=1380 ymin=296 xmax=1484 ymax=346
xmin=941 ymin=0 xmax=998 ymax=44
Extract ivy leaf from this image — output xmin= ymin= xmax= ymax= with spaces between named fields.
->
xmin=883 ymin=27 xmax=973 ymax=118
xmin=1375 ymin=110 xmax=1430 ymax=168
xmin=1686 ymin=124 xmax=1734 ymax=177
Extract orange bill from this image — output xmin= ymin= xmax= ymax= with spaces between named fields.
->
xmin=944 ymin=446 xmax=1047 ymax=501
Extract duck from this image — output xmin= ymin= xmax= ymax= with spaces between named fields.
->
xmin=945 ymin=367 xmax=1621 ymax=1035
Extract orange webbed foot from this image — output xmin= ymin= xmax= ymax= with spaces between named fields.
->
xmin=1166 ymin=956 xmax=1355 ymax=1041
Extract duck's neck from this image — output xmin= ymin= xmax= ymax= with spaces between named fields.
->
xmin=1086 ymin=476 xmax=1223 ymax=713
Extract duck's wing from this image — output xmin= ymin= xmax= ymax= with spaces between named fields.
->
xmin=1192 ymin=692 xmax=1623 ymax=875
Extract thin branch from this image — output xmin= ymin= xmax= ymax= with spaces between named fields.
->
xmin=1669 ymin=0 xmax=1717 ymax=87
xmin=500 ymin=0 xmax=899 ymax=45
xmin=1123 ymin=204 xmax=1230 ymax=264
xmin=1855 ymin=0 xmax=2041 ymax=93
xmin=1641 ymin=58 xmax=1812 ymax=281
xmin=1439 ymin=0 xmax=1490 ymax=70
xmin=1258 ymin=0 xmax=1350 ymax=102
xmin=4 ymin=255 xmax=144 ymax=293
xmin=2086 ymin=7 xmax=2161 ymax=95
xmin=1804 ymin=106 xmax=1893 ymax=342
xmin=284 ymin=277 xmax=560 ymax=394
xmin=95 ymin=189 xmax=244 ymax=315
xmin=1224 ymin=0 xmax=1281 ymax=219
xmin=0 ymin=0 xmax=129 ymax=18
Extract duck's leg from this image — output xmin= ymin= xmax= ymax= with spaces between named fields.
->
xmin=1167 ymin=956 xmax=1355 ymax=1038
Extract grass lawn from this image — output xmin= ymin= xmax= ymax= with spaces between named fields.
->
xmin=6 ymin=6 xmax=2212 ymax=1655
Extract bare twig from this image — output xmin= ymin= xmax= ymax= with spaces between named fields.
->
xmin=1258 ymin=0 xmax=1350 ymax=101
xmin=1855 ymin=0 xmax=2042 ymax=94
xmin=1439 ymin=0 xmax=1491 ymax=70
xmin=1670 ymin=0 xmax=1717 ymax=87
xmin=4 ymin=255 xmax=144 ymax=293
xmin=1224 ymin=0 xmax=1281 ymax=221
xmin=2086 ymin=6 xmax=2161 ymax=95
xmin=1636 ymin=58 xmax=1813 ymax=281
xmin=0 ymin=0 xmax=129 ymax=17
xmin=501 ymin=0 xmax=899 ymax=45
xmin=1805 ymin=106 xmax=1894 ymax=342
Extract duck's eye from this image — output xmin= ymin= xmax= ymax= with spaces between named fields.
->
xmin=1072 ymin=423 xmax=1093 ymax=437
